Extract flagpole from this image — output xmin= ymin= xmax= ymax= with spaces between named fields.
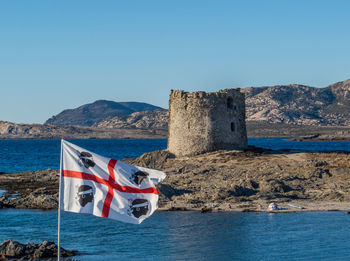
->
xmin=57 ymin=139 xmax=63 ymax=261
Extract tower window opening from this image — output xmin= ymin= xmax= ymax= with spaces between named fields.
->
xmin=231 ymin=122 xmax=235 ymax=132
xmin=227 ymin=97 xmax=233 ymax=109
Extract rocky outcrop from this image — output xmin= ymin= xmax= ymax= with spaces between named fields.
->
xmin=0 ymin=240 xmax=76 ymax=260
xmin=124 ymin=150 xmax=175 ymax=169
xmin=45 ymin=100 xmax=163 ymax=126
xmin=94 ymin=109 xmax=168 ymax=130
xmin=126 ymin=149 xmax=350 ymax=209
xmin=0 ymin=170 xmax=59 ymax=209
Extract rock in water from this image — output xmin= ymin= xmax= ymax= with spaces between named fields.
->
xmin=0 ymin=240 xmax=77 ymax=260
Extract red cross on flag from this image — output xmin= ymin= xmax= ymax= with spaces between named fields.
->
xmin=59 ymin=140 xmax=166 ymax=224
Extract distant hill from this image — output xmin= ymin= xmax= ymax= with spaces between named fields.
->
xmin=45 ymin=100 xmax=163 ymax=126
xmin=243 ymin=79 xmax=350 ymax=125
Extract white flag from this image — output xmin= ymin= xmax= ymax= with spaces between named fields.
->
xmin=59 ymin=140 xmax=166 ymax=224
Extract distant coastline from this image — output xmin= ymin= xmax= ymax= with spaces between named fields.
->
xmin=0 ymin=120 xmax=167 ymax=140
xmin=2 ymin=120 xmax=350 ymax=140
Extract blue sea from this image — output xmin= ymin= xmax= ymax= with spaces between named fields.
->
xmin=1 ymin=138 xmax=350 ymax=260
xmin=2 ymin=137 xmax=350 ymax=174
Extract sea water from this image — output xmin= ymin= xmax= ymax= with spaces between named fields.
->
xmin=1 ymin=209 xmax=350 ymax=260
xmin=1 ymin=138 xmax=350 ymax=260
xmin=0 ymin=139 xmax=167 ymax=173
xmin=1 ymin=137 xmax=350 ymax=173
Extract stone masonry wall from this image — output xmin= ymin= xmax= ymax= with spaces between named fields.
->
xmin=167 ymin=89 xmax=247 ymax=157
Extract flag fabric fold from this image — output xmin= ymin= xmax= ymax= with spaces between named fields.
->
xmin=59 ymin=140 xmax=166 ymax=224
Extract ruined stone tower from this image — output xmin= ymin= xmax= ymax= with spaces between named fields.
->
xmin=167 ymin=89 xmax=247 ymax=157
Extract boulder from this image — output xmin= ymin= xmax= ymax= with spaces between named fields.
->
xmin=0 ymin=240 xmax=77 ymax=260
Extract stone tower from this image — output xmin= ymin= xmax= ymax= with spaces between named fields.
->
xmin=167 ymin=89 xmax=247 ymax=157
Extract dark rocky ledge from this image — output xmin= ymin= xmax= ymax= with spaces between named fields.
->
xmin=0 ymin=240 xmax=77 ymax=260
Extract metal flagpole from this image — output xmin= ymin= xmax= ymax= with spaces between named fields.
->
xmin=57 ymin=139 xmax=63 ymax=261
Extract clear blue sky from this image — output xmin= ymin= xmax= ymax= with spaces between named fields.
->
xmin=1 ymin=0 xmax=350 ymax=123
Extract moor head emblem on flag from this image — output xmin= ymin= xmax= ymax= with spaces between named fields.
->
xmin=76 ymin=185 xmax=94 ymax=207
xmin=130 ymin=170 xmax=149 ymax=185
xmin=128 ymin=199 xmax=149 ymax=218
xmin=79 ymin=151 xmax=95 ymax=169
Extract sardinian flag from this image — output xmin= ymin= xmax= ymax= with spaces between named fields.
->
xmin=59 ymin=140 xmax=166 ymax=224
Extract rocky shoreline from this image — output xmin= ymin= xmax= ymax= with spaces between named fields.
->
xmin=0 ymin=240 xmax=77 ymax=260
xmin=127 ymin=148 xmax=350 ymax=213
xmin=1 ymin=147 xmax=350 ymax=213
xmin=0 ymin=169 xmax=59 ymax=210
xmin=288 ymin=133 xmax=350 ymax=141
